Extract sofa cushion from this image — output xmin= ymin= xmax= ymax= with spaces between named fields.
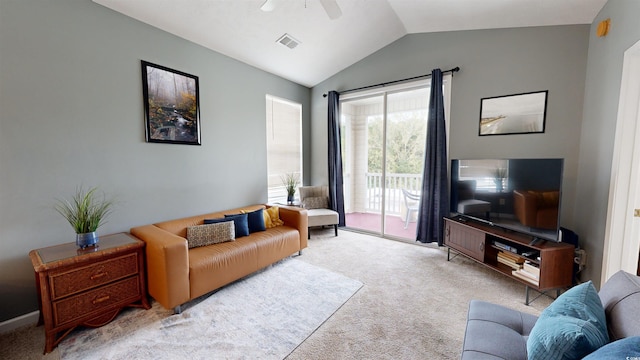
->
xmin=265 ymin=206 xmax=284 ymax=228
xmin=583 ymin=336 xmax=640 ymax=359
xmin=303 ymin=196 xmax=328 ymax=209
xmin=527 ymin=281 xmax=609 ymax=360
xmin=262 ymin=209 xmax=273 ymax=228
xmin=307 ymin=208 xmax=339 ymax=227
xmin=461 ymin=300 xmax=537 ymax=360
xmin=186 ymin=221 xmax=235 ymax=248
xmin=597 ymin=270 xmax=640 ymax=340
xmin=187 ymin=236 xmax=259 ymax=300
xmin=246 ymin=225 xmax=301 ymax=269
xmin=234 ymin=209 xmax=266 ymax=233
xmin=206 ymin=214 xmax=249 ymax=238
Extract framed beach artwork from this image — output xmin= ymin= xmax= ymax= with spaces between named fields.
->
xmin=479 ymin=90 xmax=548 ymax=136
xmin=141 ymin=61 xmax=201 ymax=145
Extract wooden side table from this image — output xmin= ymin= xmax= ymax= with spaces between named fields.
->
xmin=29 ymin=232 xmax=150 ymax=354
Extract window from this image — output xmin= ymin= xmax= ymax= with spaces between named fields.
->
xmin=458 ymin=159 xmax=509 ymax=192
xmin=266 ymin=95 xmax=302 ymax=203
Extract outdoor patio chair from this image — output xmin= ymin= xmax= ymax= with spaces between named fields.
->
xmin=402 ymin=189 xmax=420 ymax=229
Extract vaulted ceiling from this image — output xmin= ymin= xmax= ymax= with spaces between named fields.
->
xmin=93 ymin=0 xmax=607 ymax=87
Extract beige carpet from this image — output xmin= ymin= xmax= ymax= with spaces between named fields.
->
xmin=0 ymin=229 xmax=552 ymax=359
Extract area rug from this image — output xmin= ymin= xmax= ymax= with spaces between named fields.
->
xmin=58 ymin=258 xmax=363 ymax=360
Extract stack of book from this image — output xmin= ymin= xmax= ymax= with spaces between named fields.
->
xmin=497 ymin=251 xmax=524 ymax=270
xmin=494 ymin=241 xmax=519 ymax=254
xmin=512 ymin=261 xmax=540 ymax=286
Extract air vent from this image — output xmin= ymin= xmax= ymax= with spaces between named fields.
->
xmin=276 ymin=33 xmax=300 ymax=49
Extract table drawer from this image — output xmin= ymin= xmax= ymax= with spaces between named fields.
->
xmin=52 ymin=276 xmax=141 ymax=326
xmin=49 ymin=253 xmax=139 ymax=300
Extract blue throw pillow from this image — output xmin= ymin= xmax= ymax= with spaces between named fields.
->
xmin=527 ymin=281 xmax=609 ymax=360
xmin=205 ymin=214 xmax=249 ymax=238
xmin=583 ymin=337 xmax=640 ymax=359
xmin=241 ymin=209 xmax=266 ymax=233
xmin=202 ymin=218 xmax=232 ymax=225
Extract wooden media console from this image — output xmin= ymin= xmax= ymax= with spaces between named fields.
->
xmin=443 ymin=216 xmax=575 ymax=305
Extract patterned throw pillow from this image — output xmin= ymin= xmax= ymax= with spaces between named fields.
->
xmin=303 ymin=196 xmax=329 ymax=209
xmin=186 ymin=221 xmax=235 ymax=249
xmin=265 ymin=206 xmax=284 ymax=228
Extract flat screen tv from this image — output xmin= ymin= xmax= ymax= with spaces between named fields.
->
xmin=450 ymin=158 xmax=564 ymax=242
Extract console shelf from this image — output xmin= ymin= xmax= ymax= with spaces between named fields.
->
xmin=443 ymin=217 xmax=574 ymax=304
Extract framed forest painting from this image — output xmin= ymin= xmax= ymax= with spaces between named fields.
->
xmin=141 ymin=61 xmax=201 ymax=145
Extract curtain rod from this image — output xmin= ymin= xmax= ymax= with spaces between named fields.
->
xmin=322 ymin=66 xmax=460 ymax=97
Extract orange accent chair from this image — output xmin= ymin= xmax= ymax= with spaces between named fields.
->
xmin=513 ymin=190 xmax=559 ymax=230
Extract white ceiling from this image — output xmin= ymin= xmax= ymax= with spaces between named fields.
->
xmin=92 ymin=0 xmax=607 ymax=87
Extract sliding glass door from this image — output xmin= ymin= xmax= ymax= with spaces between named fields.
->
xmin=341 ymin=95 xmax=385 ymax=235
xmin=384 ymin=88 xmax=429 ymax=238
xmin=341 ymin=84 xmax=429 ymax=240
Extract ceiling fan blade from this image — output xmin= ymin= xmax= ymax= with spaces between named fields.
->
xmin=319 ymin=0 xmax=342 ymax=20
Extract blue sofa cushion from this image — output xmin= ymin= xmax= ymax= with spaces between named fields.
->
xmin=235 ymin=209 xmax=266 ymax=233
xmin=527 ymin=281 xmax=609 ymax=360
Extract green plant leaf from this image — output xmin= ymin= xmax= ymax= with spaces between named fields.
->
xmin=281 ymin=173 xmax=300 ymax=196
xmin=53 ymin=186 xmax=114 ymax=234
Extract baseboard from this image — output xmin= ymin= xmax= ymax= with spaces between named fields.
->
xmin=0 ymin=311 xmax=39 ymax=334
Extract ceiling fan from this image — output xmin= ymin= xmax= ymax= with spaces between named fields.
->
xmin=260 ymin=0 xmax=342 ymax=20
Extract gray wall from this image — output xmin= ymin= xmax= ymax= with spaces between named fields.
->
xmin=574 ymin=0 xmax=640 ymax=287
xmin=0 ymin=0 xmax=310 ymax=322
xmin=311 ymin=25 xmax=589 ymax=233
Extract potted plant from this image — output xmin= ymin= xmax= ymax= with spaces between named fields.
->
xmin=494 ymin=167 xmax=507 ymax=192
xmin=281 ymin=173 xmax=299 ymax=204
xmin=54 ymin=187 xmax=114 ymax=249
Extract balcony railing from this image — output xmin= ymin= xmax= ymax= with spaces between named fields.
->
xmin=365 ymin=173 xmax=422 ymax=215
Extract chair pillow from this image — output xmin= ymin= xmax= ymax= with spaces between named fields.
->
xmin=205 ymin=213 xmax=249 ymax=238
xmin=186 ymin=221 xmax=235 ymax=249
xmin=236 ymin=209 xmax=266 ymax=233
xmin=527 ymin=281 xmax=609 ymax=360
xmin=303 ymin=196 xmax=329 ymax=209
xmin=265 ymin=206 xmax=284 ymax=228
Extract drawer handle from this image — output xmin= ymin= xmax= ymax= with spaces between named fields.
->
xmin=92 ymin=295 xmax=111 ymax=304
xmin=90 ymin=272 xmax=107 ymax=280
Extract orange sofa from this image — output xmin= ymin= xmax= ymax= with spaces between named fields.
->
xmin=130 ymin=204 xmax=307 ymax=313
xmin=513 ymin=190 xmax=559 ymax=230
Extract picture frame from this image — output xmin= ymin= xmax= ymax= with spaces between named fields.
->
xmin=141 ymin=60 xmax=201 ymax=145
xmin=479 ymin=90 xmax=548 ymax=136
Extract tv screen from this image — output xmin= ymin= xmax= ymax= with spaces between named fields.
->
xmin=450 ymin=158 xmax=564 ymax=242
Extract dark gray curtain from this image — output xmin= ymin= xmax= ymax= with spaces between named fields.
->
xmin=327 ymin=91 xmax=346 ymax=226
xmin=417 ymin=69 xmax=449 ymax=245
